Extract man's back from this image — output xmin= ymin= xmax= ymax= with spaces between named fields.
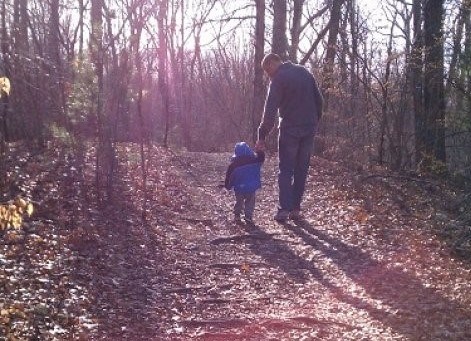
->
xmin=258 ymin=61 xmax=323 ymax=140
xmin=274 ymin=62 xmax=322 ymax=128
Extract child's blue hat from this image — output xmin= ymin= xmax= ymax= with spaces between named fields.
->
xmin=232 ymin=142 xmax=254 ymax=159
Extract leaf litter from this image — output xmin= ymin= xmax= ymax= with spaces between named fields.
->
xmin=1 ymin=143 xmax=470 ymax=340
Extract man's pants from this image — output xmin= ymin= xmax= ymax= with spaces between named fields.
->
xmin=278 ymin=128 xmax=314 ymax=211
xmin=234 ymin=192 xmax=256 ymax=218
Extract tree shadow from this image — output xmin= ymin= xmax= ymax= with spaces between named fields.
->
xmin=70 ymin=164 xmax=165 ymax=339
xmin=285 ymin=218 xmax=471 ymax=339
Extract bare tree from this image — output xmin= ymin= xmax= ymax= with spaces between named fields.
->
xmin=1 ymin=0 xmax=10 ymax=150
xmin=323 ymin=0 xmax=345 ymax=111
xmin=47 ymin=0 xmax=64 ymax=131
xmin=252 ymin=0 xmax=265 ymax=142
xmin=90 ymin=0 xmax=113 ymax=203
xmin=423 ymin=0 xmax=446 ymax=163
xmin=411 ymin=0 xmax=424 ymax=164
xmin=13 ymin=0 xmax=29 ymax=55
xmin=289 ymin=0 xmax=304 ymax=62
xmin=272 ymin=0 xmax=288 ymax=59
xmin=158 ymin=0 xmax=171 ymax=148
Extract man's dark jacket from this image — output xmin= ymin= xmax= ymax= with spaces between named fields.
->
xmin=258 ymin=61 xmax=324 ymax=140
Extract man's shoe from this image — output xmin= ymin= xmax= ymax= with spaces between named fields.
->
xmin=244 ymin=216 xmax=254 ymax=224
xmin=289 ymin=209 xmax=302 ymax=220
xmin=274 ymin=210 xmax=289 ymax=223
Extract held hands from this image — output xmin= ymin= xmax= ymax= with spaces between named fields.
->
xmin=255 ymin=140 xmax=266 ymax=152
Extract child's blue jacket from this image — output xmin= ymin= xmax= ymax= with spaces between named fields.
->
xmin=225 ymin=143 xmax=265 ymax=193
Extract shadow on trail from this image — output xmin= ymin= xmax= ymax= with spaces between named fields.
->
xmin=285 ymin=218 xmax=471 ymax=340
xmin=239 ymin=222 xmax=391 ymax=318
xmin=70 ymin=166 xmax=166 ymax=339
xmin=240 ymin=222 xmax=323 ymax=283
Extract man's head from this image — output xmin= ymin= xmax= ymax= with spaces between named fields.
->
xmin=261 ymin=53 xmax=282 ymax=78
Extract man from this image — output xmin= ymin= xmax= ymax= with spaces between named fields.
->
xmin=255 ymin=53 xmax=323 ymax=223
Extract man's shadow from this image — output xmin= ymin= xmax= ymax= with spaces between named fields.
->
xmin=240 ymin=221 xmax=393 ymax=318
xmin=283 ymin=217 xmax=471 ymax=340
xmin=240 ymin=221 xmax=323 ymax=283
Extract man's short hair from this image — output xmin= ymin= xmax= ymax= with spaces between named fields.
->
xmin=261 ymin=53 xmax=282 ymax=69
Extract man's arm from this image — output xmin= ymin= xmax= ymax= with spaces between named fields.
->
xmin=258 ymin=79 xmax=282 ymax=141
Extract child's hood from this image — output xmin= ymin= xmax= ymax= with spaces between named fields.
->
xmin=233 ymin=142 xmax=255 ymax=158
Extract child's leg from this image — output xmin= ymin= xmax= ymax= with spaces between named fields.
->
xmin=244 ymin=192 xmax=256 ymax=220
xmin=234 ymin=192 xmax=244 ymax=217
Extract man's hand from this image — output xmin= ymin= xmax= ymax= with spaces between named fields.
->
xmin=255 ymin=140 xmax=266 ymax=152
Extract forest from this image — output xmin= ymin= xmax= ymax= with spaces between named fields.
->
xmin=1 ymin=0 xmax=471 ymax=339
xmin=1 ymin=0 xmax=471 ymax=177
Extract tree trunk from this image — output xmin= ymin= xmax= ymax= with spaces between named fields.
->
xmin=78 ymin=0 xmax=85 ymax=56
xmin=464 ymin=9 xmax=471 ymax=177
xmin=48 ymin=0 xmax=62 ymax=123
xmin=252 ymin=0 xmax=265 ymax=143
xmin=379 ymin=13 xmax=396 ymax=166
xmin=272 ymin=0 xmax=288 ymax=59
xmin=464 ymin=4 xmax=471 ymax=120
xmin=423 ymin=0 xmax=446 ymax=163
xmin=323 ymin=0 xmax=345 ymax=111
xmin=412 ymin=0 xmax=425 ymax=165
xmin=1 ymin=0 xmax=10 ymax=149
xmin=179 ymin=0 xmax=192 ymax=149
xmin=13 ymin=0 xmax=28 ymax=55
xmin=289 ymin=0 xmax=304 ymax=62
xmin=90 ymin=0 xmax=108 ymax=202
xmin=348 ymin=0 xmax=359 ymax=122
xmin=158 ymin=0 xmax=170 ymax=147
xmin=446 ymin=1 xmax=469 ymax=94
xmin=131 ymin=3 xmax=149 ymax=222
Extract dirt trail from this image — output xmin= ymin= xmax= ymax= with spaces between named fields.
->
xmin=78 ymin=147 xmax=471 ymax=340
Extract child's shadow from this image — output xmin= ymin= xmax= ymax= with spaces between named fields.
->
xmin=285 ymin=218 xmax=471 ymax=339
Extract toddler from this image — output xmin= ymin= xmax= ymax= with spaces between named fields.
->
xmin=224 ymin=142 xmax=265 ymax=223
